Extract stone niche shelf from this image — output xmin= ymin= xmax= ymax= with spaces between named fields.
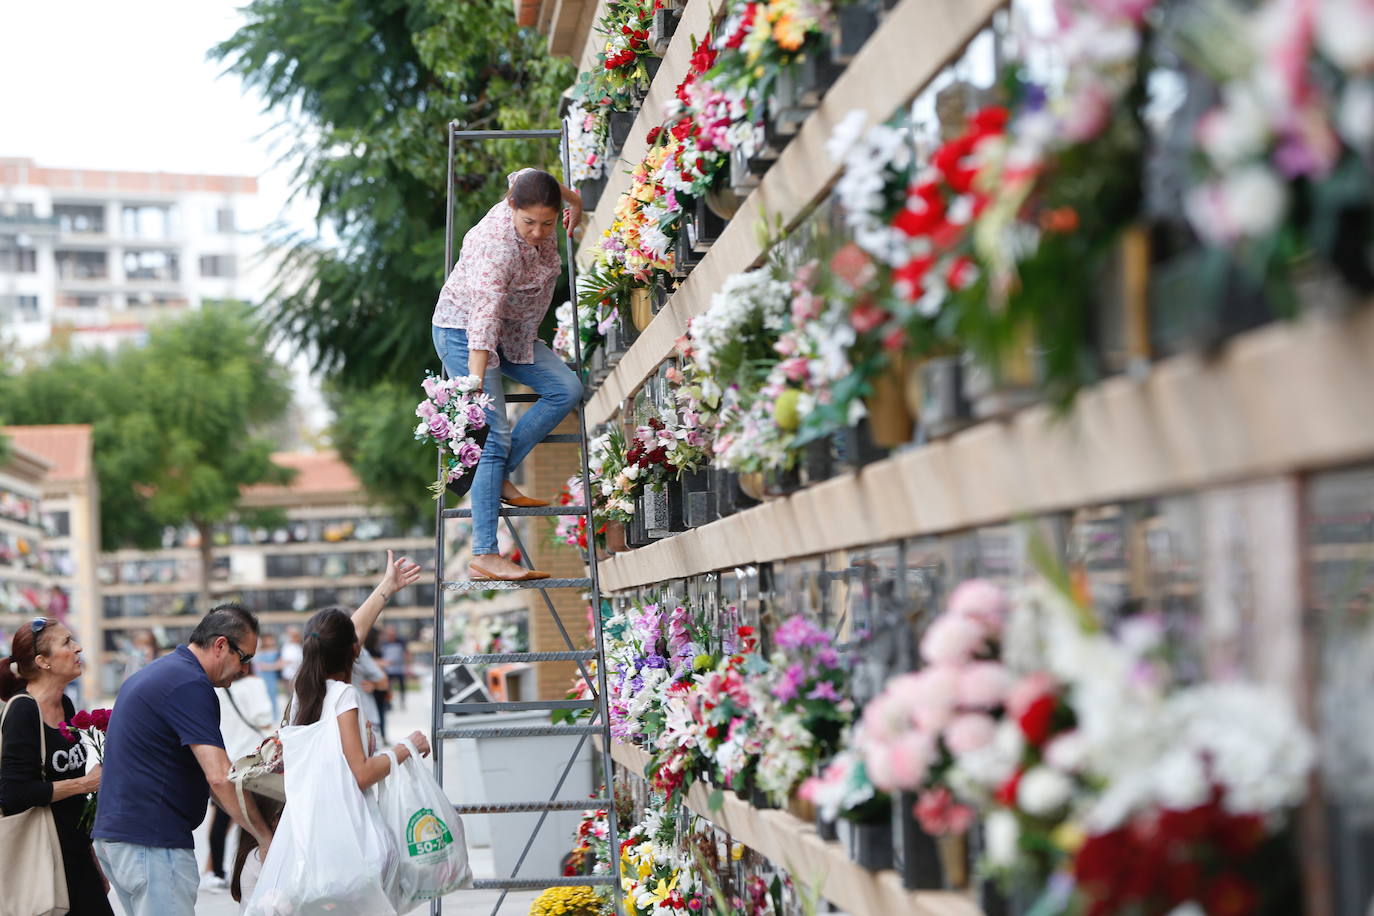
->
xmin=582 ymin=0 xmax=1007 ymax=426
xmin=597 ymin=306 xmax=1374 ymax=592
xmin=576 ymin=0 xmax=720 ymax=252
xmin=611 ymin=742 xmax=982 ymax=916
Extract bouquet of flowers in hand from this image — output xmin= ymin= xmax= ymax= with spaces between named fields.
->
xmin=413 ymin=372 xmax=493 ymax=499
xmin=59 ymin=707 xmax=111 ymax=833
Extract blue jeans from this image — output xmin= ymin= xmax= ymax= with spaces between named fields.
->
xmin=431 ymin=326 xmax=583 ymax=555
xmin=95 ymin=839 xmax=199 ymax=916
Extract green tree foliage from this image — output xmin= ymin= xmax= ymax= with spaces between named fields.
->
xmin=326 ymin=379 xmax=434 ymax=530
xmin=0 ymin=305 xmax=295 ymax=608
xmin=211 ymin=0 xmax=575 ymax=390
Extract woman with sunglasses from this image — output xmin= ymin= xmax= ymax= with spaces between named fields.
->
xmin=1 ymin=617 xmax=113 ymax=915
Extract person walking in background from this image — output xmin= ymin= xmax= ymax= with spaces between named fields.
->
xmin=92 ymin=605 xmax=274 ymax=916
xmin=431 ymin=167 xmax=584 ymax=581
xmin=380 ymin=624 xmax=410 ymax=711
xmin=278 ymin=626 xmax=303 ymax=708
xmin=0 ymin=617 xmax=112 ymax=916
xmin=254 ymin=631 xmax=282 ymax=718
xmin=203 ymin=663 xmax=274 ymax=892
xmin=352 ymin=636 xmax=389 ymax=745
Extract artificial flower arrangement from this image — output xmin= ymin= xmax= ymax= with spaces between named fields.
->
xmin=595 ymin=129 xmax=680 ymax=284
xmin=460 ymin=616 xmax=527 ymax=656
xmin=1180 ymin=0 xmax=1374 ymax=309
xmin=59 ymin=707 xmax=111 ymax=833
xmin=413 ymin=372 xmax=492 ymax=496
xmin=566 ymin=101 xmax=610 ymax=186
xmin=587 ymin=427 xmax=639 ymax=522
xmin=572 ymin=0 xmax=661 ymax=113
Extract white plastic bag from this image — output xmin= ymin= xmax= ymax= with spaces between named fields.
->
xmin=245 ymin=686 xmax=398 ymax=916
xmin=378 ymin=739 xmax=473 ymax=913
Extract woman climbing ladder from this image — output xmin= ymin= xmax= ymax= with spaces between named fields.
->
xmin=430 ymin=167 xmax=584 ymax=582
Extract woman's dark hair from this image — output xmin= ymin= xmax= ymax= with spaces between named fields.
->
xmin=508 ymin=169 xmax=561 ymax=211
xmin=230 ymin=792 xmax=285 ymax=903
xmin=292 ymin=608 xmax=358 ymax=727
xmin=0 ymin=618 xmax=54 ymax=701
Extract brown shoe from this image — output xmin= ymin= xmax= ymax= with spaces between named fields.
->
xmin=470 ymin=561 xmax=552 ymax=582
xmin=500 ymin=494 xmax=551 ymax=508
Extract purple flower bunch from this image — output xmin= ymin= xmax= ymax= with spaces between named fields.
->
xmin=413 ymin=371 xmax=495 ymax=481
xmin=768 ymin=617 xmax=848 ymax=706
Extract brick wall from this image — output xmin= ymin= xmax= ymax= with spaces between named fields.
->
xmin=519 ymin=411 xmax=594 ymax=700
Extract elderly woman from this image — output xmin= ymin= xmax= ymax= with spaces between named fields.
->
xmin=0 ymin=617 xmax=112 ymax=915
xmin=431 ymin=167 xmax=584 ymax=582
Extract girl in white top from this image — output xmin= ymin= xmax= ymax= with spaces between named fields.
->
xmin=244 ymin=551 xmax=428 ymax=915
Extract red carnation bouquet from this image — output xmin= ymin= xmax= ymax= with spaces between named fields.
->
xmin=60 ymin=707 xmax=111 ymax=833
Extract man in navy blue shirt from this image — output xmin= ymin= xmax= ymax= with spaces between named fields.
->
xmin=93 ymin=604 xmax=272 ymax=915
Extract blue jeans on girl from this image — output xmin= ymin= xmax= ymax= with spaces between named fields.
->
xmin=431 ymin=326 xmax=583 ymax=556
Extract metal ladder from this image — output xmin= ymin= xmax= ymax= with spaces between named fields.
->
xmin=429 ymin=125 xmax=620 ymax=914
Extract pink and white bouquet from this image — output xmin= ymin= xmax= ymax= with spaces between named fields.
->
xmin=413 ymin=371 xmax=493 ymax=493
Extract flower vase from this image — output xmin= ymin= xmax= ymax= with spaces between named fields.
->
xmin=830 ymin=0 xmax=881 ymax=64
xmin=937 ymin=832 xmax=970 ymax=890
xmin=630 ymin=288 xmax=654 ymax=331
xmin=1094 ymin=224 xmax=1153 ymax=378
xmin=848 ymin=821 xmax=895 ymax=871
xmin=896 ymin=792 xmax=943 ymax=890
xmin=863 ymin=357 xmax=913 ymax=448
xmin=816 ymin=812 xmax=838 ymax=843
xmin=705 ymin=183 xmax=745 ymax=220
xmin=643 ymin=55 xmax=662 ymax=82
xmin=729 ymin=145 xmax=764 ymax=197
xmin=736 ymin=472 xmax=768 ymax=503
xmin=965 ymin=328 xmax=1041 ymax=421
xmin=917 ymin=355 xmax=972 ymax=439
xmin=762 ymin=466 xmax=802 ymax=498
xmin=786 ymin=793 xmax=816 ymax=825
xmin=680 ymin=469 xmax=715 ymax=528
xmin=607 ymin=110 xmax=636 ymax=151
xmin=650 ymin=279 xmax=672 ymax=313
xmin=604 ymin=519 xmax=629 ymax=553
xmin=713 ymin=468 xmax=758 ymax=518
xmin=650 ymin=7 xmax=680 ymax=56
xmin=578 ymin=174 xmax=607 ymax=213
xmin=839 ymin=419 xmax=887 ymax=471
xmin=800 ymin=437 xmax=833 ymax=486
xmin=689 ymin=196 xmax=728 ymax=254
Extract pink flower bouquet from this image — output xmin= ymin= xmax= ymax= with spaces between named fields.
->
xmin=413 ymin=371 xmax=494 ymax=499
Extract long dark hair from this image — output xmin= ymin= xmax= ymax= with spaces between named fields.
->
xmin=230 ymin=791 xmax=285 ymax=903
xmin=292 ymin=608 xmax=357 ymax=726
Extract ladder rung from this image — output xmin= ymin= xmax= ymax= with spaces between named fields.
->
xmin=442 ymin=505 xmax=588 ymax=518
xmin=541 ymin=433 xmax=581 ymax=443
xmin=445 ymin=699 xmax=595 ymax=714
xmin=438 ymin=724 xmax=605 ymax=739
xmin=451 ymin=798 xmax=610 ymax=814
xmin=443 ymin=577 xmax=591 ymax=591
xmin=505 ymin=392 xmax=540 ymax=402
xmin=440 ymin=650 xmax=598 ymax=665
xmin=471 ymin=877 xmax=615 ymax=890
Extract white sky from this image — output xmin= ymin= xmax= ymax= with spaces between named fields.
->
xmin=0 ymin=0 xmax=310 ymax=235
xmin=2 ymin=0 xmax=331 ymax=433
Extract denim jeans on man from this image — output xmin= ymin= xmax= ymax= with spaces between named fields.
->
xmin=95 ymin=839 xmax=199 ymax=916
xmin=432 ymin=326 xmax=583 ymax=555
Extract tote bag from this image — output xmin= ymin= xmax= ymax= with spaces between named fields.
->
xmin=0 ymin=694 xmax=70 ymax=916
xmin=377 ymin=739 xmax=472 ymax=914
xmin=244 ymin=684 xmax=397 ymax=916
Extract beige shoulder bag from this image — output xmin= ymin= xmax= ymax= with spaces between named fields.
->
xmin=0 ymin=693 xmax=70 ymax=916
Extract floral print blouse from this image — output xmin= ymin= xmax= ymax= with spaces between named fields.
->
xmin=431 ymin=169 xmax=563 ymax=367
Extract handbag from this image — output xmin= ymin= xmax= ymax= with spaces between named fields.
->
xmin=227 ymin=694 xmax=288 ymax=813
xmin=0 ymin=694 xmax=71 ymax=916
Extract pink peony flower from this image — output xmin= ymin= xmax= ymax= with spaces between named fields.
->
xmin=416 ymin=400 xmax=437 ymax=421
xmin=465 ymin=404 xmax=488 ymax=428
xmin=866 ymin=731 xmax=934 ymax=792
xmin=957 ymin=661 xmax=1012 ymax=710
xmin=943 ymin=713 xmax=998 ymax=755
xmin=920 ymin=613 xmax=988 ymax=665
xmin=421 ymin=376 xmax=442 ymax=400
xmin=426 ymin=414 xmax=451 ymax=442
xmin=946 ymin=579 xmax=1008 ymax=637
xmin=457 ymin=442 xmax=483 ymax=467
xmin=914 ymin=786 xmax=975 ymax=836
xmin=906 ymin=665 xmax=960 ymax=733
xmin=1006 ymin=671 xmax=1057 ymax=719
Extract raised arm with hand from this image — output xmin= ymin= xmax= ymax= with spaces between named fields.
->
xmin=560 ymin=182 xmax=583 ymax=230
xmin=351 ymin=550 xmax=423 ymax=642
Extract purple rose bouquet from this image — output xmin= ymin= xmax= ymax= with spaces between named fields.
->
xmin=413 ymin=371 xmax=494 ymax=498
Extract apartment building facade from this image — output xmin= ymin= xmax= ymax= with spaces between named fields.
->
xmin=0 ymin=156 xmax=264 ymax=352
xmin=0 ymin=440 xmax=55 ymax=645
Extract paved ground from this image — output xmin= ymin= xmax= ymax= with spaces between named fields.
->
xmin=106 ymin=671 xmax=541 ymax=915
